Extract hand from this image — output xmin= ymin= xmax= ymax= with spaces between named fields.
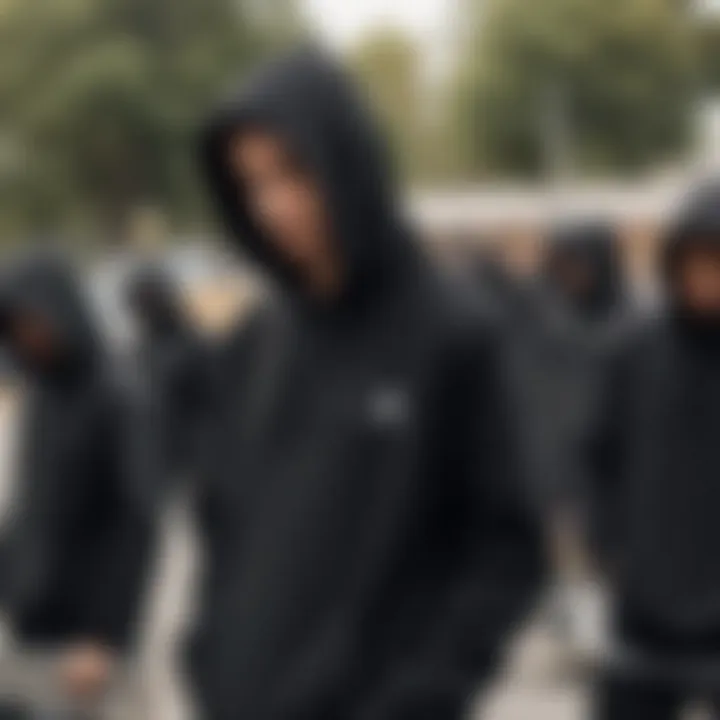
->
xmin=59 ymin=641 xmax=116 ymax=702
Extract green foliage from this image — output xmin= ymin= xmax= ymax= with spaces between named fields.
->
xmin=697 ymin=17 xmax=720 ymax=93
xmin=0 ymin=0 xmax=301 ymax=243
xmin=349 ymin=28 xmax=426 ymax=180
xmin=454 ymin=0 xmax=700 ymax=178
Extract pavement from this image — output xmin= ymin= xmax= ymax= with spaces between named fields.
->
xmin=482 ymin=624 xmax=588 ymax=719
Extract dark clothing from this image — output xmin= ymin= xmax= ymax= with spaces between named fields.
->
xmin=195 ymin=49 xmax=543 ymax=720
xmin=510 ymin=225 xmax=632 ymax=513
xmin=0 ymin=706 xmax=27 ymax=720
xmin=126 ymin=267 xmax=210 ymax=502
xmin=594 ymin=671 xmax=685 ymax=720
xmin=543 ymin=220 xmax=625 ymax=323
xmin=591 ymin=182 xmax=720 ymax=675
xmin=468 ymin=250 xmax=521 ymax=321
xmin=0 ymin=255 xmax=149 ymax=649
xmin=594 ymin=316 xmax=720 ymax=658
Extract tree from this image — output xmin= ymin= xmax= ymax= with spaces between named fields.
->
xmin=0 ymin=0 xmax=302 ymax=244
xmin=349 ymin=28 xmax=426 ymax=180
xmin=453 ymin=0 xmax=699 ymax=178
xmin=697 ymin=16 xmax=720 ymax=93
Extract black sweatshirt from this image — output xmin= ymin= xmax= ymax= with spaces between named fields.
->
xmin=194 ymin=48 xmax=543 ymax=720
xmin=591 ymin=183 xmax=720 ymax=659
xmin=512 ymin=222 xmax=633 ymax=512
xmin=0 ymin=254 xmax=150 ymax=649
xmin=126 ymin=265 xmax=210 ymax=504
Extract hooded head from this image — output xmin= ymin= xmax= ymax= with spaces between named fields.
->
xmin=0 ymin=252 xmax=99 ymax=381
xmin=126 ymin=265 xmax=189 ymax=339
xmin=543 ymin=220 xmax=624 ymax=321
xmin=199 ymin=47 xmax=412 ymax=311
xmin=662 ymin=179 xmax=720 ymax=330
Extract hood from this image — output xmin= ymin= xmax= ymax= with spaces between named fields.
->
xmin=543 ymin=220 xmax=624 ymax=320
xmin=199 ymin=47 xmax=413 ymax=309
xmin=661 ymin=180 xmax=720 ymax=336
xmin=663 ymin=179 xmax=720 ymax=288
xmin=0 ymin=252 xmax=99 ymax=379
xmin=126 ymin=265 xmax=189 ymax=338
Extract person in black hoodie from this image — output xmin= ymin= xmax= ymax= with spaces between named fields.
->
xmin=185 ymin=48 xmax=544 ymax=720
xmin=0 ymin=253 xmax=150 ymax=713
xmin=543 ymin=221 xmax=626 ymax=325
xmin=509 ymin=221 xmax=632 ymax=516
xmin=125 ymin=265 xmax=210 ymax=503
xmin=591 ymin=182 xmax=720 ymax=718
xmin=503 ymin=222 xmax=633 ymax=666
xmin=538 ymin=221 xmax=634 ymax=507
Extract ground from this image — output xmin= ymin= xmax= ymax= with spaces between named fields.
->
xmin=482 ymin=624 xmax=587 ymax=719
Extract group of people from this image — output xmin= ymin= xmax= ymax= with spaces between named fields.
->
xmin=468 ymin=178 xmax=720 ymax=718
xmin=0 ymin=46 xmax=718 ymax=720
xmin=0 ymin=253 xmax=208 ymax=717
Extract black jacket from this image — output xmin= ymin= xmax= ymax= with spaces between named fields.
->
xmin=591 ymin=184 xmax=720 ymax=657
xmin=509 ymin=222 xmax=633 ymax=512
xmin=194 ymin=49 xmax=543 ymax=720
xmin=0 ymin=254 xmax=149 ymax=649
xmin=126 ymin=266 xmax=210 ymax=501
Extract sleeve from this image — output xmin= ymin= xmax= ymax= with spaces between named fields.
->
xmin=193 ymin=302 xmax=273 ymax=488
xmin=585 ymin=335 xmax=634 ymax=573
xmin=80 ymin=390 xmax=155 ymax=651
xmin=0 ymin=393 xmax=41 ymax=615
xmin=358 ymin=319 xmax=546 ymax=720
xmin=175 ymin=339 xmax=215 ymax=473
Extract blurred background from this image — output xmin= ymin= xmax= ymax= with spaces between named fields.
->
xmin=0 ymin=0 xmax=717 ymax=314
xmin=1 ymin=0 xmax=719 ymax=248
xmin=1 ymin=1 xmax=720 ymax=717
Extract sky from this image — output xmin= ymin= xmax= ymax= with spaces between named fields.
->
xmin=301 ymin=0 xmax=452 ymax=50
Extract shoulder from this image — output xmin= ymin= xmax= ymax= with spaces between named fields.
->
xmin=219 ymin=294 xmax=280 ymax=355
xmin=423 ymin=272 xmax=505 ymax=382
xmin=439 ymin=274 xmax=503 ymax=360
xmin=617 ymin=309 xmax=664 ymax=357
xmin=212 ymin=292 xmax=292 ymax=384
xmin=603 ymin=310 xmax=664 ymax=385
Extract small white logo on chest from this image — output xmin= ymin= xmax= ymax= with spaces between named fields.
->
xmin=367 ymin=386 xmax=410 ymax=427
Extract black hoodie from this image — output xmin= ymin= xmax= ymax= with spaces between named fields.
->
xmin=506 ymin=222 xmax=632 ymax=513
xmin=193 ymin=49 xmax=543 ymax=720
xmin=591 ymin=182 xmax=720 ymax=659
xmin=543 ymin=221 xmax=626 ymax=324
xmin=126 ymin=266 xmax=210 ymax=500
xmin=0 ymin=253 xmax=149 ymax=649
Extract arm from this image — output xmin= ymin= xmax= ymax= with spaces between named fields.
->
xmin=80 ymin=391 xmax=155 ymax=652
xmin=359 ymin=319 xmax=545 ymax=720
xmin=59 ymin=388 xmax=156 ymax=702
xmin=585 ymin=336 xmax=634 ymax=574
xmin=174 ymin=339 xmax=215 ymax=475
